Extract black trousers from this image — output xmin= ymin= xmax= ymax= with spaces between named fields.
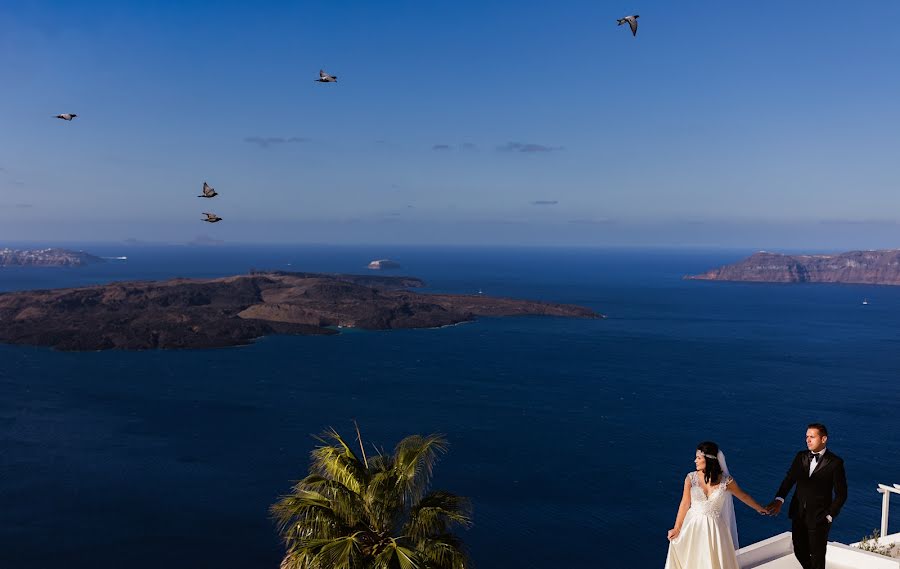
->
xmin=791 ymin=516 xmax=831 ymax=569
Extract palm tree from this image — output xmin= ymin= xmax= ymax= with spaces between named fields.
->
xmin=271 ymin=428 xmax=472 ymax=569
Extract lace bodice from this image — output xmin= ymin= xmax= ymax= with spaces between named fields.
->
xmin=688 ymin=471 xmax=733 ymax=517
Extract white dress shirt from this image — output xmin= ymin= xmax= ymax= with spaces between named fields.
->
xmin=808 ymin=449 xmax=826 ymax=476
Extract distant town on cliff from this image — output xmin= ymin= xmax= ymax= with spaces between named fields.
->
xmin=0 ymin=248 xmax=104 ymax=267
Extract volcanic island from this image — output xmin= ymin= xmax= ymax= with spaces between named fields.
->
xmin=0 ymin=271 xmax=602 ymax=351
xmin=685 ymin=249 xmax=900 ymax=285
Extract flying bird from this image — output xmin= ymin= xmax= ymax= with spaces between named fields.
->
xmin=316 ymin=69 xmax=337 ymax=83
xmin=55 ymin=113 xmax=77 ymax=121
xmin=198 ymin=182 xmax=218 ymax=198
xmin=202 ymin=212 xmax=222 ymax=223
xmin=617 ymin=14 xmax=639 ymax=36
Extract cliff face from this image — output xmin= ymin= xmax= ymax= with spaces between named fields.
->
xmin=0 ymin=248 xmax=104 ymax=267
xmin=685 ymin=250 xmax=900 ymax=285
xmin=0 ymin=271 xmax=601 ymax=351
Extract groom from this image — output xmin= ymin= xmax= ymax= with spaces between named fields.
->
xmin=765 ymin=423 xmax=848 ymax=569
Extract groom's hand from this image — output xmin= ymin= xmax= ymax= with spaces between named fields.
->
xmin=764 ymin=501 xmax=783 ymax=516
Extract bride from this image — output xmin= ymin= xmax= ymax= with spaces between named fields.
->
xmin=665 ymin=441 xmax=768 ymax=569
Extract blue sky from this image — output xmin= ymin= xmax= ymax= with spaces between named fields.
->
xmin=2 ymin=1 xmax=900 ymax=248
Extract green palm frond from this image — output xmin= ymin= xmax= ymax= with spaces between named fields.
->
xmin=405 ymin=492 xmax=473 ymax=540
xmin=311 ymin=429 xmax=368 ymax=494
xmin=392 ymin=434 xmax=448 ymax=506
xmin=297 ymin=475 xmax=366 ymax=526
xmin=364 ymin=469 xmax=404 ymax=534
xmin=315 ymin=428 xmax=357 ymax=457
xmin=368 ymin=453 xmax=393 ymax=473
xmin=417 ymin=534 xmax=469 ymax=569
xmin=279 ymin=546 xmax=314 ymax=569
xmin=273 ymin=430 xmax=470 ymax=569
xmin=270 ymin=489 xmax=349 ymax=541
xmin=371 ymin=539 xmax=421 ymax=569
xmin=310 ymin=534 xmax=363 ymax=569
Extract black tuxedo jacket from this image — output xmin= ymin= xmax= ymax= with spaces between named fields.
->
xmin=776 ymin=449 xmax=848 ymax=526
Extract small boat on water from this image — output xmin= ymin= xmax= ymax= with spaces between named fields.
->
xmin=862 ymin=298 xmax=869 ymax=305
xmin=367 ymin=259 xmax=401 ymax=270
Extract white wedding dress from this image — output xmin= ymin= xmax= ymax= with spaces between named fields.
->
xmin=664 ymin=471 xmax=740 ymax=569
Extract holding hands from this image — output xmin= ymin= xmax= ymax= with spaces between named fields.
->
xmin=764 ymin=500 xmax=783 ymax=516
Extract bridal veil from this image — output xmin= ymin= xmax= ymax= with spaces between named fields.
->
xmin=718 ymin=450 xmax=739 ymax=549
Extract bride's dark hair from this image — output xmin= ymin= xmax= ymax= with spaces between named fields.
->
xmin=697 ymin=441 xmax=723 ymax=485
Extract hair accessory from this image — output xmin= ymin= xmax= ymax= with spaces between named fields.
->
xmin=703 ymin=453 xmax=718 ymax=460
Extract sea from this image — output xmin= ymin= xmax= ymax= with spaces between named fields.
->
xmin=1 ymin=244 xmax=898 ymax=568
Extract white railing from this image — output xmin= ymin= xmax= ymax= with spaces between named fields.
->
xmin=878 ymin=483 xmax=900 ymax=537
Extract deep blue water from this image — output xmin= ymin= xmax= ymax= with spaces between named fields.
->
xmin=1 ymin=245 xmax=898 ymax=568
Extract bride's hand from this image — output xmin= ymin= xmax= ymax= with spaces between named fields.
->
xmin=756 ymin=506 xmax=768 ymax=515
xmin=667 ymin=528 xmax=680 ymax=541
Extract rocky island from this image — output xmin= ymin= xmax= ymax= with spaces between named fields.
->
xmin=0 ymin=271 xmax=601 ymax=351
xmin=0 ymin=247 xmax=104 ymax=267
xmin=685 ymin=249 xmax=900 ymax=285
